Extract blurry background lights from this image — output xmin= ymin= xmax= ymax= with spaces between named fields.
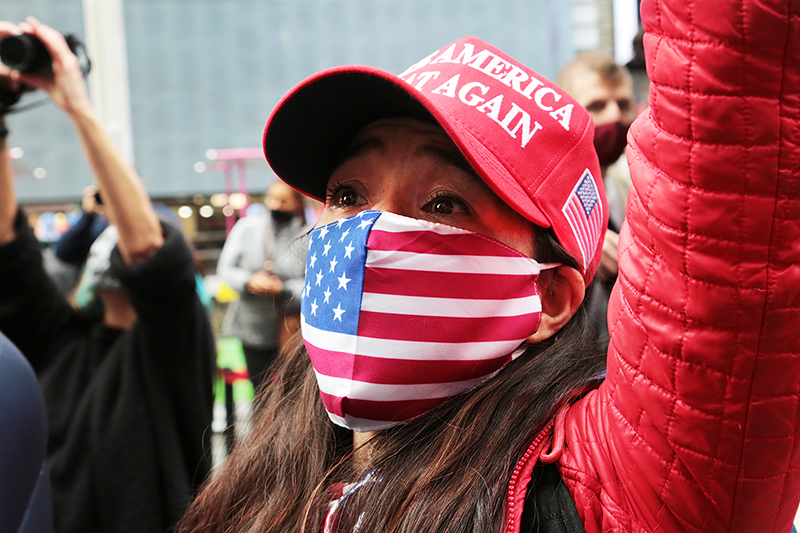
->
xmin=210 ymin=193 xmax=228 ymax=207
xmin=177 ymin=206 xmax=193 ymax=219
xmin=53 ymin=212 xmax=69 ymax=233
xmin=228 ymin=192 xmax=247 ymax=210
xmin=221 ymin=205 xmax=235 ymax=217
xmin=33 ymin=168 xmax=47 ymax=179
xmin=199 ymin=205 xmax=214 ymax=218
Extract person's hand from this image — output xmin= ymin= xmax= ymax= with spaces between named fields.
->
xmin=6 ymin=17 xmax=92 ymax=118
xmin=596 ymin=229 xmax=619 ymax=281
xmin=81 ymin=185 xmax=105 ymax=215
xmin=246 ymin=270 xmax=284 ymax=296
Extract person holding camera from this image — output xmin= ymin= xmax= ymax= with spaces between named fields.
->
xmin=0 ymin=17 xmax=215 ymax=533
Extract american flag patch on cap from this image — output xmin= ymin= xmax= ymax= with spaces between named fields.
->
xmin=562 ymin=169 xmax=603 ymax=270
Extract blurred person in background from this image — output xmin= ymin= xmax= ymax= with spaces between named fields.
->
xmin=557 ymin=53 xmax=637 ymax=348
xmin=0 ymin=17 xmax=215 ymax=533
xmin=217 ymin=179 xmax=308 ymax=391
xmin=54 ymin=184 xmax=109 ymax=265
xmin=52 ymin=184 xmax=109 ymax=315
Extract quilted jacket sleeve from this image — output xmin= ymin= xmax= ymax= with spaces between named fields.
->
xmin=559 ymin=1 xmax=800 ymax=532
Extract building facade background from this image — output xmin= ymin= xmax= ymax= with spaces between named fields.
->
xmin=3 ymin=0 xmax=631 ymax=270
xmin=5 ymin=0 xmax=617 ymax=203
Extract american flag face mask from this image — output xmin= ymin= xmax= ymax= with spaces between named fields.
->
xmin=301 ymin=210 xmax=556 ymax=432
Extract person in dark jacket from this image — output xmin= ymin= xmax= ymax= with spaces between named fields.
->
xmin=0 ymin=17 xmax=215 ymax=533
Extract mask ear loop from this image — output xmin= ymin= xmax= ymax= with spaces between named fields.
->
xmin=537 ymin=262 xmax=562 ymax=271
xmin=536 ymin=262 xmax=563 ymax=294
xmin=510 ymin=344 xmax=529 ymax=361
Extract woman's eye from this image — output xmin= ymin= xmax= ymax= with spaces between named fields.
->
xmin=424 ymin=195 xmax=468 ymax=216
xmin=431 ymin=197 xmax=455 ymax=214
xmin=327 ymin=185 xmax=361 ymax=208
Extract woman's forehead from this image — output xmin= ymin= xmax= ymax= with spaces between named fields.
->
xmin=339 ymin=117 xmax=520 ymax=206
xmin=355 ymin=117 xmax=444 ymax=135
xmin=348 ymin=117 xmax=455 ymax=152
xmin=345 ymin=118 xmax=478 ymax=175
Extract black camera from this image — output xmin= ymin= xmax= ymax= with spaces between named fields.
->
xmin=0 ymin=32 xmax=90 ymax=113
xmin=0 ymin=32 xmax=87 ymax=77
xmin=0 ymin=33 xmax=53 ymax=76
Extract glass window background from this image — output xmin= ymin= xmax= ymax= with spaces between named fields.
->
xmin=5 ymin=0 xmax=576 ymax=203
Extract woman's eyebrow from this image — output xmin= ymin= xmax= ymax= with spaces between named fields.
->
xmin=335 ymin=137 xmax=384 ymax=168
xmin=417 ymin=144 xmax=481 ymax=179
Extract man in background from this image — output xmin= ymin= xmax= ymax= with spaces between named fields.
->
xmin=558 ymin=53 xmax=637 ymax=347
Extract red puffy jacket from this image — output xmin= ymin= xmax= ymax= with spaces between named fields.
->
xmin=507 ymin=0 xmax=800 ymax=531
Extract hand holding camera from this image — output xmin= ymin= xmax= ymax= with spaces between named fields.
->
xmin=0 ymin=17 xmax=91 ymax=116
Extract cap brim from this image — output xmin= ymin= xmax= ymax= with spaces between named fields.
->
xmin=263 ymin=65 xmax=550 ymax=229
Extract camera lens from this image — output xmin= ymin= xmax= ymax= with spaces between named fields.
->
xmin=0 ymin=34 xmax=53 ymax=75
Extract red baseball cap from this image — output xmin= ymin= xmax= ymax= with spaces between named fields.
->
xmin=264 ymin=36 xmax=608 ymax=284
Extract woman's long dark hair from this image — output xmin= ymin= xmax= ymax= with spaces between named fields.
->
xmin=177 ymin=228 xmax=606 ymax=533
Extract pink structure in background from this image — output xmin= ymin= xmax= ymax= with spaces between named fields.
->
xmin=6 ymin=147 xmax=47 ymax=181
xmin=198 ymin=147 xmax=264 ymax=234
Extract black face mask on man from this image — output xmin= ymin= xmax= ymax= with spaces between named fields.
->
xmin=270 ymin=209 xmax=294 ymax=223
xmin=593 ymin=121 xmax=630 ymax=167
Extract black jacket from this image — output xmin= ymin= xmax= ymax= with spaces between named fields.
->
xmin=0 ymin=210 xmax=215 ymax=532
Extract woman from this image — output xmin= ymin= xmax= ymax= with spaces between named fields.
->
xmin=217 ymin=180 xmax=308 ymax=390
xmin=178 ymin=0 xmax=800 ymax=531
